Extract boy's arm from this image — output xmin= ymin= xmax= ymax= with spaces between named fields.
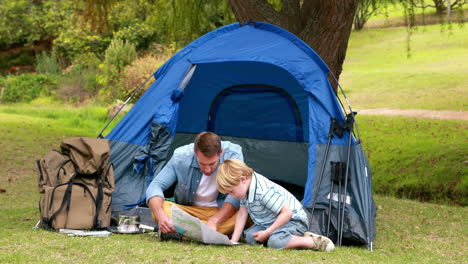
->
xmin=253 ymin=204 xmax=293 ymax=242
xmin=207 ymin=202 xmax=237 ymax=231
xmin=231 ymin=206 xmax=248 ymax=243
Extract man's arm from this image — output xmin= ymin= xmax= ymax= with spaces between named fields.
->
xmin=206 ymin=202 xmax=237 ymax=231
xmin=147 ymin=196 xmax=176 ymax=233
xmin=231 ymin=206 xmax=248 ymax=242
xmin=253 ymin=204 xmax=293 ymax=242
xmin=146 ymin=157 xmax=178 ymax=233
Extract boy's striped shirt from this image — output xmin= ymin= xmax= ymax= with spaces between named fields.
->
xmin=240 ymin=173 xmax=308 ymax=227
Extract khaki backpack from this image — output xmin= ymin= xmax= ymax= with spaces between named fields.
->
xmin=37 ymin=137 xmax=114 ymax=230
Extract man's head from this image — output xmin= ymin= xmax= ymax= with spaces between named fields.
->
xmin=216 ymin=159 xmax=253 ymax=199
xmin=194 ymin=132 xmax=222 ymax=176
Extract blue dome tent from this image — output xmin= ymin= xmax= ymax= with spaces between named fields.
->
xmin=105 ymin=21 xmax=376 ymax=249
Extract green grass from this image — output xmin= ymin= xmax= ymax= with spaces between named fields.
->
xmin=358 ymin=115 xmax=467 ymax=205
xmin=1 ymin=195 xmax=465 ymax=264
xmin=1 ymin=196 xmax=466 ymax=264
xmin=341 ymin=24 xmax=468 ymax=110
xmin=0 ymin=104 xmax=122 ymax=138
xmin=0 ymin=110 xmax=466 ymax=263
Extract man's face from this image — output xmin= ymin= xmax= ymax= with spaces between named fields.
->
xmin=195 ymin=150 xmax=221 ymax=176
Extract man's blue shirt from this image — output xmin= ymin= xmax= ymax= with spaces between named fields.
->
xmin=146 ymin=141 xmax=243 ymax=208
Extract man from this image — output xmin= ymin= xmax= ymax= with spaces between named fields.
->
xmin=146 ymin=131 xmax=243 ymax=235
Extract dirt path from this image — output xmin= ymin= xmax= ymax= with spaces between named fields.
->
xmin=356 ymin=108 xmax=468 ymax=121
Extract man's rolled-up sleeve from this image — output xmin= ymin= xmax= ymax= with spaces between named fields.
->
xmin=223 ymin=194 xmax=241 ymax=209
xmin=145 ymin=158 xmax=177 ymax=204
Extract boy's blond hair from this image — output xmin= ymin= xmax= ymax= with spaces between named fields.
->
xmin=216 ymin=159 xmax=253 ymax=194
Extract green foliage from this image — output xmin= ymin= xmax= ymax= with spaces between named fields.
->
xmin=97 ymin=38 xmax=137 ymax=101
xmin=103 ymin=39 xmax=138 ymax=71
xmin=57 ymin=52 xmax=102 ymax=102
xmin=354 ymin=0 xmax=397 ymax=30
xmin=35 ymin=52 xmax=61 ymax=75
xmin=109 ymin=1 xmax=160 ymax=51
xmin=267 ymin=0 xmax=282 ymax=11
xmin=0 ymin=0 xmax=70 ymax=49
xmin=0 ymin=52 xmax=36 ymax=73
xmin=0 ymin=74 xmax=57 ymax=103
xmin=147 ymin=0 xmax=236 ymax=49
xmin=72 ymin=0 xmax=112 ymax=33
xmin=52 ymin=25 xmax=112 ymax=62
xmin=113 ymin=23 xmax=157 ymax=51
xmin=117 ymin=53 xmax=166 ymax=101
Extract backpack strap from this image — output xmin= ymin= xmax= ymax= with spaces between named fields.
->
xmin=94 ymin=176 xmax=103 ymax=229
xmin=36 ymin=160 xmax=44 ymax=187
xmin=46 ymin=173 xmax=78 ymax=230
xmin=93 ymin=163 xmax=114 ymax=228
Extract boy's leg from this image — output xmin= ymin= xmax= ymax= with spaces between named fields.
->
xmin=267 ymin=220 xmax=308 ymax=249
xmin=302 ymin=232 xmax=335 ymax=251
xmin=267 ymin=220 xmax=334 ymax=251
xmin=243 ymin=224 xmax=266 ymax=246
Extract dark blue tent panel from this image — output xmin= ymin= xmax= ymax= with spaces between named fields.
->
xmin=105 ymin=21 xmax=375 ymax=248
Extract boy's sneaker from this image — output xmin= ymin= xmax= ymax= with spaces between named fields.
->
xmin=303 ymin=232 xmax=335 ymax=252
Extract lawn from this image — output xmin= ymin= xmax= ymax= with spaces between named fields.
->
xmin=340 ymin=24 xmax=468 ymax=111
xmin=0 ymin=106 xmax=466 ymax=263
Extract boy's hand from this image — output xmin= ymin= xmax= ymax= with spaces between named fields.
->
xmin=253 ymin=230 xmax=270 ymax=242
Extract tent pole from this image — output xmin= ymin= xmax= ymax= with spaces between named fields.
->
xmin=309 ymin=118 xmax=336 ymax=220
xmin=329 ymin=72 xmax=362 ymax=143
xmin=97 ymin=73 xmax=155 ymax=138
xmin=338 ymin=112 xmax=356 ymax=246
xmin=326 ymin=162 xmax=336 ymax=237
xmin=337 ymin=170 xmax=342 ymax=245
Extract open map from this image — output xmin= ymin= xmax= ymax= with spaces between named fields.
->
xmin=171 ymin=205 xmax=238 ymax=245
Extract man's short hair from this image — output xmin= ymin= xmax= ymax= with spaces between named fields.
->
xmin=194 ymin=131 xmax=221 ymax=157
xmin=216 ymin=159 xmax=253 ymax=194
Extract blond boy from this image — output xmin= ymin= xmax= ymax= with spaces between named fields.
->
xmin=217 ymin=159 xmax=334 ymax=251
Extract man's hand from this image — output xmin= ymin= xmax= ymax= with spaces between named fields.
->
xmin=253 ymin=230 xmax=271 ymax=242
xmin=148 ymin=196 xmax=176 ymax=234
xmin=156 ymin=210 xmax=176 ymax=234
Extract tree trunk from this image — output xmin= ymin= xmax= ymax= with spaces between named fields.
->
xmin=228 ymin=0 xmax=358 ymax=90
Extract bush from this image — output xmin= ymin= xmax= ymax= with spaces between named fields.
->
xmin=53 ymin=26 xmax=112 ymax=62
xmin=103 ymin=39 xmax=138 ymax=72
xmin=0 ymin=73 xmax=57 ymax=103
xmin=97 ymin=39 xmax=138 ymax=101
xmin=57 ymin=53 xmax=102 ymax=103
xmin=113 ymin=23 xmax=158 ymax=51
xmin=118 ymin=54 xmax=168 ymax=101
xmin=35 ymin=51 xmax=61 ymax=75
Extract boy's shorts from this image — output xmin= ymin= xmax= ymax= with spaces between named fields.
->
xmin=243 ymin=219 xmax=308 ymax=249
